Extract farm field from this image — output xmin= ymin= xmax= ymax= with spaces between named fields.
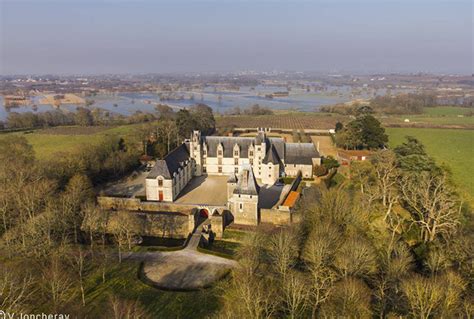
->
xmin=0 ymin=124 xmax=143 ymax=160
xmin=386 ymin=128 xmax=474 ymax=203
xmin=217 ymin=107 xmax=474 ymax=131
xmin=216 ymin=113 xmax=347 ymax=130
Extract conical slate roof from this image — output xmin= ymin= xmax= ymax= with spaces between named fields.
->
xmin=227 ymin=174 xmax=238 ymax=183
xmin=233 ymin=165 xmax=259 ymax=196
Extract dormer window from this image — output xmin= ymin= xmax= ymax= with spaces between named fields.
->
xmin=233 ymin=144 xmax=240 ymax=157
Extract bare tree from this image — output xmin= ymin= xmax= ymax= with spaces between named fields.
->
xmin=81 ymin=203 xmax=108 ymax=248
xmin=281 ymin=270 xmax=310 ymax=319
xmin=221 ymin=267 xmax=277 ymax=319
xmin=41 ymin=252 xmax=75 ymax=312
xmin=69 ymin=247 xmax=89 ymax=307
xmin=0 ymin=268 xmax=35 ymax=313
xmin=302 ymin=222 xmax=338 ymax=318
xmin=400 ymin=172 xmax=461 ymax=242
xmin=109 ymin=295 xmax=150 ymax=319
xmin=401 ymin=274 xmax=443 ymax=319
xmin=320 ymin=278 xmax=372 ymax=318
xmin=371 ymin=150 xmax=399 ymax=207
xmin=268 ymin=228 xmax=298 ymax=279
xmin=333 ymin=235 xmax=378 ymax=278
xmin=108 ymin=211 xmax=143 ymax=262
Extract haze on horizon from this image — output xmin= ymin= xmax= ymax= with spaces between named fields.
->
xmin=0 ymin=0 xmax=472 ymax=75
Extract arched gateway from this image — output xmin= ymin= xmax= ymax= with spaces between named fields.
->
xmin=199 ymin=208 xmax=209 ymax=218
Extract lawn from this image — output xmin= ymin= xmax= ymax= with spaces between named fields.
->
xmin=386 ymin=128 xmax=474 ymax=203
xmin=84 ymin=260 xmax=223 ymax=318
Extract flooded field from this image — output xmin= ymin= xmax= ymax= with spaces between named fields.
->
xmin=0 ymin=85 xmax=406 ymax=121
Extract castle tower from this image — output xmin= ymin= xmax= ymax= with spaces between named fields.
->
xmin=255 ymin=128 xmax=267 ymax=179
xmin=190 ymin=130 xmax=203 ymax=176
xmin=228 ymin=165 xmax=260 ymax=225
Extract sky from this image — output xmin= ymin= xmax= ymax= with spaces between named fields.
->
xmin=0 ymin=0 xmax=472 ymax=75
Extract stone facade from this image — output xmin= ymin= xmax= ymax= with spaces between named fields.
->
xmin=189 ymin=128 xmax=320 ymax=185
xmin=146 ymin=144 xmax=194 ymax=202
xmin=142 ymin=128 xmax=321 ymax=226
xmin=227 ymin=166 xmax=260 ymax=225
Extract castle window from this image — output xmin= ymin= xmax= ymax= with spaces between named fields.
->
xmin=218 ymin=166 xmax=222 ymax=173
xmin=234 ymin=158 xmax=238 ymax=165
xmin=203 ymin=166 xmax=207 ymax=173
xmin=239 ymin=203 xmax=243 ymax=211
xmin=234 ymin=167 xmax=239 ymax=174
xmin=234 ymin=150 xmax=239 ymax=156
xmin=158 ymin=179 xmax=163 ymax=187
xmin=249 ymin=151 xmax=254 ymax=157
xmin=218 ymin=149 xmax=223 ymax=156
xmin=250 ymin=158 xmax=253 ymax=165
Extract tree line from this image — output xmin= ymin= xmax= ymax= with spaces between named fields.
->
xmin=134 ymin=103 xmax=215 ymax=159
xmin=321 ymin=92 xmax=473 ymax=115
xmin=224 ymin=104 xmax=274 ymax=116
xmin=218 ymin=137 xmax=473 ymax=318
xmin=1 ymin=102 xmax=216 ymax=132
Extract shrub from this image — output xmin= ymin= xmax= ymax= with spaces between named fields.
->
xmin=314 ymin=165 xmax=328 ymax=177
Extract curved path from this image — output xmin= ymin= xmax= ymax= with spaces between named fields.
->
xmin=125 ymin=220 xmax=237 ymax=290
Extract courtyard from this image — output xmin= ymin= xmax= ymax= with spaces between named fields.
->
xmin=174 ymin=175 xmax=229 ymax=206
xmin=100 ymin=167 xmax=148 ymax=198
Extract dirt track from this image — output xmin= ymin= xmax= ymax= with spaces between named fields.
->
xmin=311 ymin=135 xmax=337 ymax=157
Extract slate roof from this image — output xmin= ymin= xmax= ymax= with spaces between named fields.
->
xmin=285 ymin=143 xmax=319 ymax=165
xmin=234 ymin=166 xmax=260 ymax=196
xmin=227 ymin=174 xmax=238 ymax=183
xmin=203 ymin=136 xmax=255 ymax=158
xmin=268 ymin=138 xmax=285 ymax=160
xmin=147 ymin=143 xmax=190 ymax=179
xmin=263 ymin=144 xmax=281 ymax=164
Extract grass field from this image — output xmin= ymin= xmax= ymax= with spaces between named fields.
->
xmin=422 ymin=106 xmax=473 ymax=116
xmin=386 ymin=128 xmax=474 ymax=203
xmin=384 ymin=107 xmax=474 ymax=128
xmin=0 ymin=124 xmax=142 ymax=160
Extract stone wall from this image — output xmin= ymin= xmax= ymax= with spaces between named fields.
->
xmin=104 ymin=210 xmax=193 ymax=239
xmin=97 ymin=196 xmax=195 ymax=215
xmin=210 ymin=214 xmax=224 ymax=238
xmin=96 ymin=196 xmax=231 ymax=239
xmin=260 ymin=208 xmax=291 ymax=225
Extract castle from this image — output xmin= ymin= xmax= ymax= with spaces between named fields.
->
xmin=145 ymin=129 xmax=321 ymax=225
